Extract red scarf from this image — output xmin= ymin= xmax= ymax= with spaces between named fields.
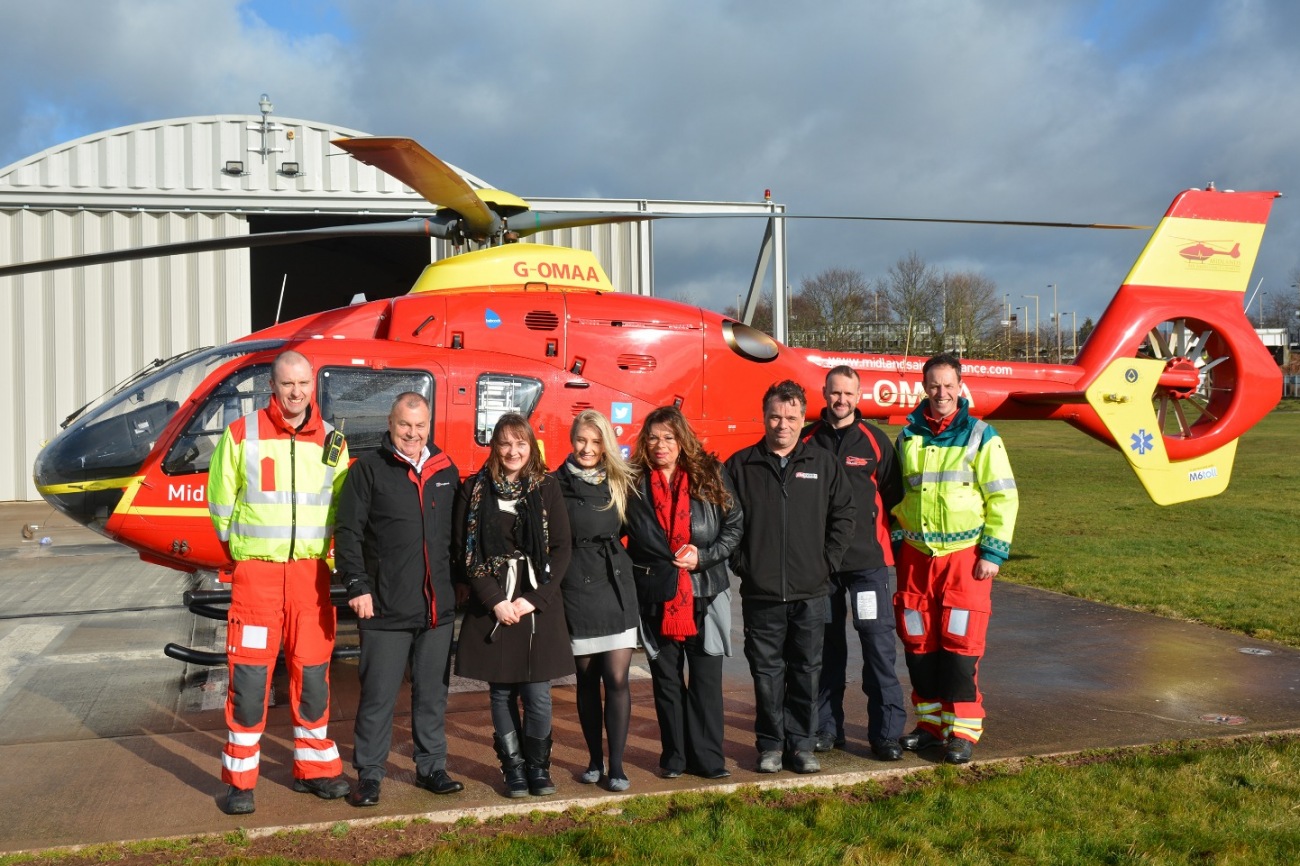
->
xmin=650 ymin=466 xmax=696 ymax=640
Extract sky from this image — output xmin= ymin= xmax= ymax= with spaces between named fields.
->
xmin=3 ymin=0 xmax=1300 ymax=325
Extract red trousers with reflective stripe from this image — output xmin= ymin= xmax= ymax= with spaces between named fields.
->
xmin=893 ymin=544 xmax=990 ymax=742
xmin=222 ymin=558 xmax=340 ymax=788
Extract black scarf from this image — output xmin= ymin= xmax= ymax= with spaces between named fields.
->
xmin=464 ymin=468 xmax=551 ymax=590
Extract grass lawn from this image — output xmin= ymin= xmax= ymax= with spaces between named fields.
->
xmin=994 ymin=406 xmax=1300 ymax=646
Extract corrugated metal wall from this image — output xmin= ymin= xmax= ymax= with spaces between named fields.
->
xmin=0 ymin=209 xmax=249 ymax=501
xmin=0 ymin=114 xmax=773 ymax=502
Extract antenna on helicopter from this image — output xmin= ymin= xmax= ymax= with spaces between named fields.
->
xmin=274 ymin=274 xmax=287 ymax=324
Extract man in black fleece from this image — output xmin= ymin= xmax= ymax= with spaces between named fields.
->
xmin=726 ymin=380 xmax=855 ymax=775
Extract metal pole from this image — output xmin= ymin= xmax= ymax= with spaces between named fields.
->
xmin=1023 ymin=294 xmax=1039 ymax=361
xmin=1050 ymin=283 xmax=1060 ymax=363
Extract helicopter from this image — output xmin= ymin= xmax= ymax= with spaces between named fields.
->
xmin=5 ymin=137 xmax=1282 ymax=584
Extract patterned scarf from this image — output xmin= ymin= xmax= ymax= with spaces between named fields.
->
xmin=650 ymin=466 xmax=696 ymax=640
xmin=463 ymin=468 xmax=550 ymax=590
xmin=564 ymin=454 xmax=607 ymax=487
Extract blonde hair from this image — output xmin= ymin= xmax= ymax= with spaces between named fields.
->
xmin=570 ymin=409 xmax=638 ymax=522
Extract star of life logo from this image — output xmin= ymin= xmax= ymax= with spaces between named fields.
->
xmin=1129 ymin=429 xmax=1154 ymax=456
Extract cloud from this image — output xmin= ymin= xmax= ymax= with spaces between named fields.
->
xmin=3 ymin=0 xmax=1299 ymax=320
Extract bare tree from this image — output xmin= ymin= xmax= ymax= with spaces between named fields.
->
xmin=882 ymin=252 xmax=941 ymax=356
xmin=795 ymin=268 xmax=871 ymax=350
xmin=938 ymin=271 xmax=1002 ymax=356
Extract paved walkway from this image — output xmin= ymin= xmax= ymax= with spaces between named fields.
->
xmin=1 ymin=501 xmax=1297 ymax=853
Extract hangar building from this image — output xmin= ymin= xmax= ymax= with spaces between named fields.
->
xmin=0 ymin=111 xmax=783 ymax=502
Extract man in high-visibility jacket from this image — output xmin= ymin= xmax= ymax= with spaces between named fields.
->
xmin=891 ymin=353 xmax=1017 ymax=765
xmin=207 ymin=349 xmax=350 ymax=815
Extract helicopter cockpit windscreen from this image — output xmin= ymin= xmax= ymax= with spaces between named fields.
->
xmin=34 ymin=339 xmax=286 ymax=487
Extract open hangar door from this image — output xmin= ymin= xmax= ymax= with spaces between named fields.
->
xmin=247 ymin=214 xmax=433 ymax=330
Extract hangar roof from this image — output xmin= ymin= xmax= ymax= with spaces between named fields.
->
xmin=0 ymin=114 xmax=491 ymax=213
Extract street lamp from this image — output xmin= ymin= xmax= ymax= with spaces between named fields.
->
xmin=1022 ymin=294 xmax=1040 ymax=361
xmin=1259 ymin=291 xmax=1268 ymax=328
xmin=1048 ymin=283 xmax=1061 ymax=363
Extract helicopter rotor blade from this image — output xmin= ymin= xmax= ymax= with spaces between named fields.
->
xmin=508 ymin=211 xmax=656 ymax=238
xmin=637 ymin=212 xmax=1151 ymax=230
xmin=0 ymin=217 xmax=455 ymax=279
xmin=333 ymin=137 xmax=501 ymax=239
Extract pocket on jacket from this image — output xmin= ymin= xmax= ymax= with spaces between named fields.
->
xmin=632 ymin=562 xmax=677 ymax=604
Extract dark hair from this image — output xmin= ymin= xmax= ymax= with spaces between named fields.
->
xmin=632 ymin=406 xmax=733 ymax=511
xmin=485 ymin=413 xmax=548 ymax=483
xmin=922 ymin=353 xmax=962 ymax=380
xmin=824 ymin=365 xmax=859 ymax=385
xmin=762 ymin=379 xmax=807 ymax=414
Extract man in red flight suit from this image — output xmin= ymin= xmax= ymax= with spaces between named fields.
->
xmin=207 ymin=350 xmax=350 ymax=816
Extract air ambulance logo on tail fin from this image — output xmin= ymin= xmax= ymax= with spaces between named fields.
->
xmin=1069 ymin=186 xmax=1281 ymax=506
xmin=1084 ymin=358 xmax=1237 ymax=505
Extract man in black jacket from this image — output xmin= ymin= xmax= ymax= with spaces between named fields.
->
xmin=334 ymin=393 xmax=464 ymax=806
xmin=802 ymin=366 xmax=906 ymax=761
xmin=726 ymin=380 xmax=855 ymax=774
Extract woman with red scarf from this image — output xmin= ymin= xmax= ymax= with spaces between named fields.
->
xmin=626 ymin=406 xmax=744 ymax=780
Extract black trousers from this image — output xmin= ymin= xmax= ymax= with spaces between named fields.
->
xmin=352 ymin=620 xmax=454 ymax=782
xmin=817 ymin=567 xmax=907 ymax=743
xmin=647 ymin=603 xmax=725 ymax=775
xmin=742 ymin=595 xmax=828 ymax=754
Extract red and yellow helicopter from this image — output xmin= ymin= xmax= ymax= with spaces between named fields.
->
xmin=6 ymin=138 xmax=1282 ymax=579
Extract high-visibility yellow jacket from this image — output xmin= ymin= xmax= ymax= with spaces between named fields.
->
xmin=207 ymin=397 xmax=348 ymax=563
xmin=891 ymin=399 xmax=1017 ymax=564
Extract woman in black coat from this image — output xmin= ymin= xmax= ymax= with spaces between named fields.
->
xmin=554 ymin=409 xmax=639 ymax=791
xmin=453 ymin=413 xmax=572 ymax=798
xmin=625 ymin=405 xmax=743 ymax=780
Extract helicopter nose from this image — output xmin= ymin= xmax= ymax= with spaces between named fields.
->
xmin=32 ymin=431 xmax=135 ymax=536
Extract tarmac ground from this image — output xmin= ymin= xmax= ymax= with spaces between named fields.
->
xmin=1 ymin=500 xmax=1298 ymax=854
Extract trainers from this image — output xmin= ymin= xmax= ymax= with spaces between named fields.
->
xmin=223 ymin=786 xmax=255 ymax=815
xmin=785 ymin=750 xmax=821 ymax=774
xmin=347 ymin=778 xmax=380 ymax=807
xmin=757 ymin=750 xmax=783 ymax=773
xmin=292 ymin=774 xmax=350 ymax=799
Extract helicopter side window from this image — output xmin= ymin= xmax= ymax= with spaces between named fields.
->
xmin=475 ymin=374 xmax=543 ymax=445
xmin=162 ymin=364 xmax=273 ymax=475
xmin=319 ymin=368 xmax=435 ymax=454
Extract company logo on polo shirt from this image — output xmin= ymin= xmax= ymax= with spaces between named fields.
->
xmin=845 ymin=456 xmax=869 ymax=467
xmin=794 ymin=471 xmax=819 ymax=480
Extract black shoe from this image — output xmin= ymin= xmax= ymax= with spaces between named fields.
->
xmin=292 ymin=774 xmax=350 ymax=799
xmin=785 ymin=750 xmax=821 ymax=774
xmin=813 ymin=732 xmax=840 ymax=752
xmin=347 ymin=779 xmax=380 ymax=807
xmin=223 ymin=786 xmax=255 ymax=815
xmin=945 ymin=738 xmax=974 ymax=765
xmin=872 ymin=740 xmax=905 ymax=761
xmin=700 ymin=767 xmax=732 ymax=780
xmin=416 ymin=769 xmax=464 ymax=795
xmin=899 ymin=728 xmax=943 ymax=751
xmin=757 ymin=750 xmax=783 ymax=773
xmin=661 ymin=767 xmax=683 ymax=779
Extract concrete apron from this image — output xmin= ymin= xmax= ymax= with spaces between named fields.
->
xmin=1 ymin=502 xmax=1298 ymax=853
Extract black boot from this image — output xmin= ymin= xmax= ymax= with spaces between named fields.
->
xmin=494 ymin=731 xmax=529 ymax=799
xmin=523 ymin=734 xmax=557 ymax=796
